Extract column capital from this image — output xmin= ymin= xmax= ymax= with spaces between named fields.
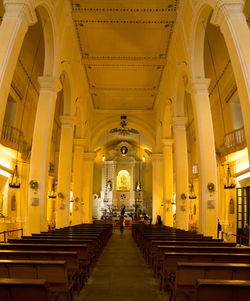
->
xmin=162 ymin=138 xmax=174 ymax=148
xmin=151 ymin=152 xmax=163 ymax=162
xmin=38 ymin=76 xmax=62 ymax=93
xmin=172 ymin=116 xmax=187 ymax=128
xmin=74 ymin=138 xmax=87 ymax=148
xmin=60 ymin=115 xmax=75 ymax=127
xmin=3 ymin=0 xmax=37 ymax=27
xmin=211 ymin=0 xmax=245 ymax=27
xmin=83 ymin=151 xmax=96 ymax=161
xmin=187 ymin=78 xmax=211 ymax=94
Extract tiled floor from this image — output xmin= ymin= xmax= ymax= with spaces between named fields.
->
xmin=72 ymin=228 xmax=170 ymax=301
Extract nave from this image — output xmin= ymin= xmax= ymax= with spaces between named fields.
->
xmin=76 ymin=228 xmax=166 ymax=301
xmin=1 ymin=223 xmax=250 ymax=301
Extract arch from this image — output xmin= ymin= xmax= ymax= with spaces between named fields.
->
xmin=33 ymin=0 xmax=57 ymax=77
xmin=190 ymin=1 xmax=215 ymax=78
xmin=91 ymin=116 xmax=156 ymax=151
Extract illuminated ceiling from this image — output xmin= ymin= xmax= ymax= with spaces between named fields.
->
xmin=71 ymin=0 xmax=178 ymax=111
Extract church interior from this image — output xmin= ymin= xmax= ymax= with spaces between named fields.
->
xmin=0 ymin=0 xmax=250 ymax=300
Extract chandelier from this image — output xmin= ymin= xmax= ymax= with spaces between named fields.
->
xmin=110 ymin=116 xmax=139 ymax=136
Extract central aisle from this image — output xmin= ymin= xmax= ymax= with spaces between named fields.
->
xmin=75 ymin=228 xmax=167 ymax=301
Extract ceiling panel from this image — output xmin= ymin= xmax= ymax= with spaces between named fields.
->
xmin=75 ymin=22 xmax=172 ymax=59
xmin=92 ymin=90 xmax=156 ymax=110
xmin=86 ymin=65 xmax=163 ymax=89
xmin=71 ymin=0 xmax=179 ymax=111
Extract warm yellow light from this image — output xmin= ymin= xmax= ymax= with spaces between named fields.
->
xmin=0 ymin=169 xmax=11 ymax=178
xmin=70 ymin=201 xmax=73 ymax=212
xmin=237 ymin=172 xmax=250 ymax=181
xmin=102 ymin=155 xmax=105 ymax=161
xmin=0 ymin=144 xmax=20 ymax=160
xmin=142 ymin=155 xmax=146 ymax=161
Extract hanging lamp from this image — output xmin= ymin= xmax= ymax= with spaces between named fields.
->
xmin=224 ymin=165 xmax=236 ymax=189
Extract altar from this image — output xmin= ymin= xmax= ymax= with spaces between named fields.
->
xmin=92 ymin=141 xmax=145 ymax=220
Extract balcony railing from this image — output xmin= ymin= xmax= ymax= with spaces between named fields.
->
xmin=223 ymin=127 xmax=246 ymax=155
xmin=1 ymin=122 xmax=28 ymax=157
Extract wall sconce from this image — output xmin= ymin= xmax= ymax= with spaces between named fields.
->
xmin=29 ymin=180 xmax=39 ymax=190
xmin=180 ymin=193 xmax=187 ymax=200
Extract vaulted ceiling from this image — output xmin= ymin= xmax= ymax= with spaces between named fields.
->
xmin=71 ymin=0 xmax=178 ymax=111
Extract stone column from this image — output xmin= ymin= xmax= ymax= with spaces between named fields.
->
xmin=56 ymin=115 xmax=75 ymax=229
xmin=173 ymin=117 xmax=189 ymax=230
xmin=82 ymin=152 xmax=96 ymax=223
xmin=151 ymin=153 xmax=163 ymax=224
xmin=189 ymin=78 xmax=218 ymax=237
xmin=72 ymin=138 xmax=86 ymax=225
xmin=162 ymin=138 xmax=174 ymax=226
xmin=211 ymin=0 xmax=250 ymax=163
xmin=0 ymin=0 xmax=37 ymax=134
xmin=28 ymin=76 xmax=62 ymax=233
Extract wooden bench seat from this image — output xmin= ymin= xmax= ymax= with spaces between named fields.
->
xmin=0 ymin=260 xmax=73 ymax=301
xmin=0 ymin=278 xmax=53 ymax=301
xmin=0 ymin=250 xmax=83 ymax=295
xmin=160 ymin=252 xmax=250 ymax=291
xmin=147 ymin=240 xmax=235 ymax=265
xmin=0 ymin=243 xmax=90 ymax=280
xmin=195 ymin=279 xmax=250 ymax=301
xmin=153 ymin=245 xmax=250 ymax=278
xmin=171 ymin=262 xmax=250 ymax=301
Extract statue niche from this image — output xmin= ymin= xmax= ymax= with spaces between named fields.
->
xmin=117 ymin=170 xmax=130 ymax=191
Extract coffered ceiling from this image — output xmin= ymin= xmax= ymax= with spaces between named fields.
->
xmin=71 ymin=0 xmax=178 ymax=111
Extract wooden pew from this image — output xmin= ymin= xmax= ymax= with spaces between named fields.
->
xmin=153 ymin=245 xmax=250 ymax=278
xmin=160 ymin=252 xmax=250 ymax=291
xmin=0 ymin=243 xmax=90 ymax=280
xmin=0 ymin=260 xmax=73 ymax=301
xmin=170 ymin=262 xmax=250 ymax=301
xmin=0 ymin=250 xmax=83 ymax=295
xmin=0 ymin=278 xmax=53 ymax=301
xmin=147 ymin=240 xmax=235 ymax=265
xmin=195 ymin=279 xmax=250 ymax=301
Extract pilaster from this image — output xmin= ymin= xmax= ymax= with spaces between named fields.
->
xmin=173 ymin=117 xmax=189 ymax=230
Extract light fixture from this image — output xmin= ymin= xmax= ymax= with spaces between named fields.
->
xmin=102 ymin=155 xmax=105 ymax=161
xmin=142 ymin=155 xmax=146 ymax=162
xmin=189 ymin=183 xmax=197 ymax=199
xmin=9 ymin=165 xmax=20 ymax=188
xmin=110 ymin=115 xmax=139 ymax=136
xmin=48 ymin=181 xmax=56 ymax=198
xmin=224 ymin=165 xmax=236 ymax=189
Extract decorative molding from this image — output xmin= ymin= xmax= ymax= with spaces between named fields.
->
xmin=38 ymin=76 xmax=62 ymax=93
xmin=162 ymin=138 xmax=174 ymax=147
xmin=75 ymin=20 xmax=174 ymax=24
xmin=211 ymin=0 xmax=245 ymax=28
xmin=172 ymin=116 xmax=187 ymax=127
xmin=3 ymin=0 xmax=37 ymax=27
xmin=59 ymin=115 xmax=76 ymax=127
xmin=188 ymin=78 xmax=211 ymax=95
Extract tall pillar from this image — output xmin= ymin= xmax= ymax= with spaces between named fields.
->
xmin=151 ymin=153 xmax=163 ymax=224
xmin=82 ymin=152 xmax=96 ymax=223
xmin=56 ymin=115 xmax=75 ymax=229
xmin=72 ymin=138 xmax=86 ymax=225
xmin=0 ymin=0 xmax=37 ymax=134
xmin=211 ymin=0 xmax=250 ymax=163
xmin=28 ymin=76 xmax=62 ymax=234
xmin=173 ymin=117 xmax=189 ymax=230
xmin=189 ymin=78 xmax=218 ymax=237
xmin=162 ymin=138 xmax=174 ymax=226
